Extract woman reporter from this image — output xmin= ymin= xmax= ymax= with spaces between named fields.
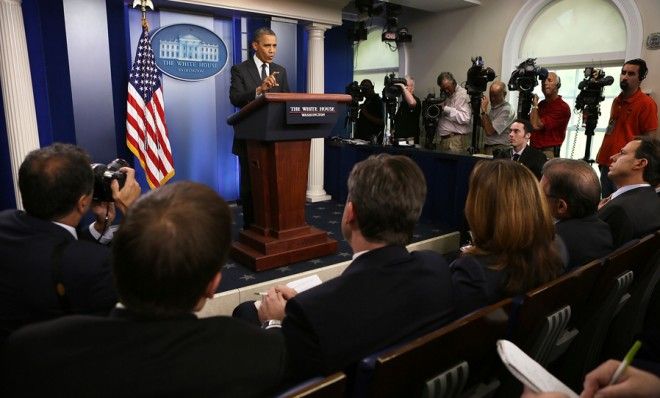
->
xmin=451 ymin=159 xmax=565 ymax=316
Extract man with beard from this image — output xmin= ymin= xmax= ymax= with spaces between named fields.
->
xmin=596 ymin=59 xmax=658 ymax=197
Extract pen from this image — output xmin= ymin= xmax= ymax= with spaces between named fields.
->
xmin=254 ymin=292 xmax=267 ymax=296
xmin=608 ymin=340 xmax=642 ymax=385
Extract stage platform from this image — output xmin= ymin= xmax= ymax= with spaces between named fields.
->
xmin=218 ymin=199 xmax=455 ymax=292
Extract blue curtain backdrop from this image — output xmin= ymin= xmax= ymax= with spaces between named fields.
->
xmin=0 ymin=0 xmax=353 ymax=210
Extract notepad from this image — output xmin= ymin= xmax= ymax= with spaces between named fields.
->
xmin=254 ymin=274 xmax=323 ymax=310
xmin=497 ymin=339 xmax=578 ymax=398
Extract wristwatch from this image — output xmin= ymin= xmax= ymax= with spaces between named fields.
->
xmin=262 ymin=319 xmax=282 ymax=329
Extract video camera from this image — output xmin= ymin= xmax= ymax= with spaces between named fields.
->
xmin=575 ymin=67 xmax=614 ymax=163
xmin=466 ymin=56 xmax=495 ymax=96
xmin=91 ymin=158 xmax=128 ymax=202
xmin=575 ymin=67 xmax=614 ymax=111
xmin=382 ymin=74 xmax=407 ymax=102
xmin=345 ymin=81 xmax=364 ymax=123
xmin=421 ymin=92 xmax=447 ymax=148
xmin=508 ymin=58 xmax=548 ymax=93
xmin=383 ymin=73 xmax=408 ymax=118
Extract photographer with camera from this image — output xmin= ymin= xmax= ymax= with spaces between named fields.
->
xmin=529 ymin=72 xmax=571 ymax=159
xmin=596 ymin=59 xmax=658 ymax=197
xmin=435 ymin=72 xmax=472 ymax=153
xmin=391 ymin=75 xmax=421 ymax=145
xmin=481 ymin=81 xmax=515 ymax=155
xmin=354 ymin=79 xmax=384 ymax=143
xmin=0 ymin=143 xmax=141 ymax=342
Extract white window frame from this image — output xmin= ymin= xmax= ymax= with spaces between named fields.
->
xmin=501 ymin=0 xmax=642 ymax=79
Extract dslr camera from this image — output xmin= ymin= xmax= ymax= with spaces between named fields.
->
xmin=91 ymin=159 xmax=129 ymax=202
xmin=575 ymin=67 xmax=614 ymax=111
xmin=508 ymin=58 xmax=548 ymax=93
xmin=466 ymin=56 xmax=496 ymax=95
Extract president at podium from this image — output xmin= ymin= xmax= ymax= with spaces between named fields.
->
xmin=229 ymin=27 xmax=290 ymax=227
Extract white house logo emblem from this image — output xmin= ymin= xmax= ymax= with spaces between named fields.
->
xmin=151 ymin=24 xmax=227 ymax=81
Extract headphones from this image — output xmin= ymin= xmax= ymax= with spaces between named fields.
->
xmin=555 ymin=75 xmax=561 ymax=89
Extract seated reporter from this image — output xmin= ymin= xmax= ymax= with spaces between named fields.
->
xmin=0 ymin=143 xmax=140 ymax=343
xmin=450 ymin=160 xmax=564 ymax=316
xmin=258 ymin=154 xmax=455 ymax=379
xmin=540 ymin=159 xmax=613 ymax=271
xmin=0 ymin=182 xmax=286 ymax=397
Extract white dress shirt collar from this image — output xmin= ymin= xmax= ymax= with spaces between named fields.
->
xmin=610 ymin=183 xmax=650 ymax=201
xmin=52 ymin=221 xmax=78 ymax=240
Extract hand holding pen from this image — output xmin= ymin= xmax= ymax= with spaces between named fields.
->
xmin=580 ymin=341 xmax=660 ymax=398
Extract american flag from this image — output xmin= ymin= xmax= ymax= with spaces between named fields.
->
xmin=126 ymin=26 xmax=174 ymax=189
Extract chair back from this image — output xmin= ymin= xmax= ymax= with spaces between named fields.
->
xmin=510 ymin=258 xmax=603 ymax=367
xmin=602 ymin=231 xmax=660 ymax=359
xmin=275 ymin=372 xmax=346 ymax=398
xmin=363 ymin=299 xmax=513 ymax=398
xmin=556 ymin=232 xmax=660 ymax=390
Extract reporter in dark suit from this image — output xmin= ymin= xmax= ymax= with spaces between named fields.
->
xmin=598 ymin=136 xmax=660 ymax=247
xmin=229 ymin=27 xmax=290 ymax=227
xmin=0 ymin=143 xmax=140 ymax=343
xmin=493 ymin=118 xmax=547 ymax=180
xmin=257 ymin=154 xmax=455 ymax=379
xmin=1 ymin=182 xmax=286 ymax=397
xmin=540 ymin=159 xmax=613 ymax=271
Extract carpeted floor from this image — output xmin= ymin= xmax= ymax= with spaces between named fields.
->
xmin=218 ymin=200 xmax=452 ymax=292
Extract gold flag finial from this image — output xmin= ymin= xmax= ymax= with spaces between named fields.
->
xmin=132 ymin=0 xmax=154 ymax=30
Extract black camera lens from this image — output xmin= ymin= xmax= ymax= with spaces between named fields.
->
xmin=91 ymin=159 xmax=129 ymax=202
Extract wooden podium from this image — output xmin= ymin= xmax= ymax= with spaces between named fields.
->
xmin=227 ymin=93 xmax=351 ymax=271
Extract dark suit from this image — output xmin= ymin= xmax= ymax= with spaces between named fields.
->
xmin=281 ymin=245 xmax=455 ymax=379
xmin=229 ymin=57 xmax=289 ymax=226
xmin=0 ymin=308 xmax=286 ymax=397
xmin=0 ymin=210 xmax=116 ymax=343
xmin=493 ymin=145 xmax=547 ymax=180
xmin=598 ymin=186 xmax=660 ymax=247
xmin=450 ymin=255 xmax=507 ymax=317
xmin=555 ymin=214 xmax=614 ymax=271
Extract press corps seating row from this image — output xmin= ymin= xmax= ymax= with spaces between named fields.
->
xmin=278 ymin=230 xmax=660 ymax=398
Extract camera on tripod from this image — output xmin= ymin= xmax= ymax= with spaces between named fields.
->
xmin=345 ymin=81 xmax=364 ymax=122
xmin=382 ymin=74 xmax=407 ymax=102
xmin=91 ymin=159 xmax=129 ymax=202
xmin=575 ymin=67 xmax=614 ymax=111
xmin=466 ymin=56 xmax=495 ymax=95
xmin=382 ymin=74 xmax=407 ymax=116
xmin=421 ymin=92 xmax=447 ymax=147
xmin=508 ymin=58 xmax=548 ymax=93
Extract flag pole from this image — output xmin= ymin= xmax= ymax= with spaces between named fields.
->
xmin=127 ymin=0 xmax=175 ymax=189
xmin=131 ymin=0 xmax=154 ymax=30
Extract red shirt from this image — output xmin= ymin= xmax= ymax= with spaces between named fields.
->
xmin=530 ymin=96 xmax=571 ymax=149
xmin=596 ymin=88 xmax=658 ymax=166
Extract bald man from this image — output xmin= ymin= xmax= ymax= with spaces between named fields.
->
xmin=480 ymin=81 xmax=515 ymax=155
xmin=530 ymin=72 xmax=571 ymax=159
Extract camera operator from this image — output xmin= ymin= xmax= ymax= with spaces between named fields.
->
xmin=354 ymin=79 xmax=384 ymax=143
xmin=529 ymin=72 xmax=571 ymax=159
xmin=481 ymin=81 xmax=515 ymax=155
xmin=596 ymin=59 xmax=658 ymax=197
xmin=435 ymin=72 xmax=472 ymax=153
xmin=0 ymin=143 xmax=141 ymax=342
xmin=392 ymin=75 xmax=421 ymax=145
